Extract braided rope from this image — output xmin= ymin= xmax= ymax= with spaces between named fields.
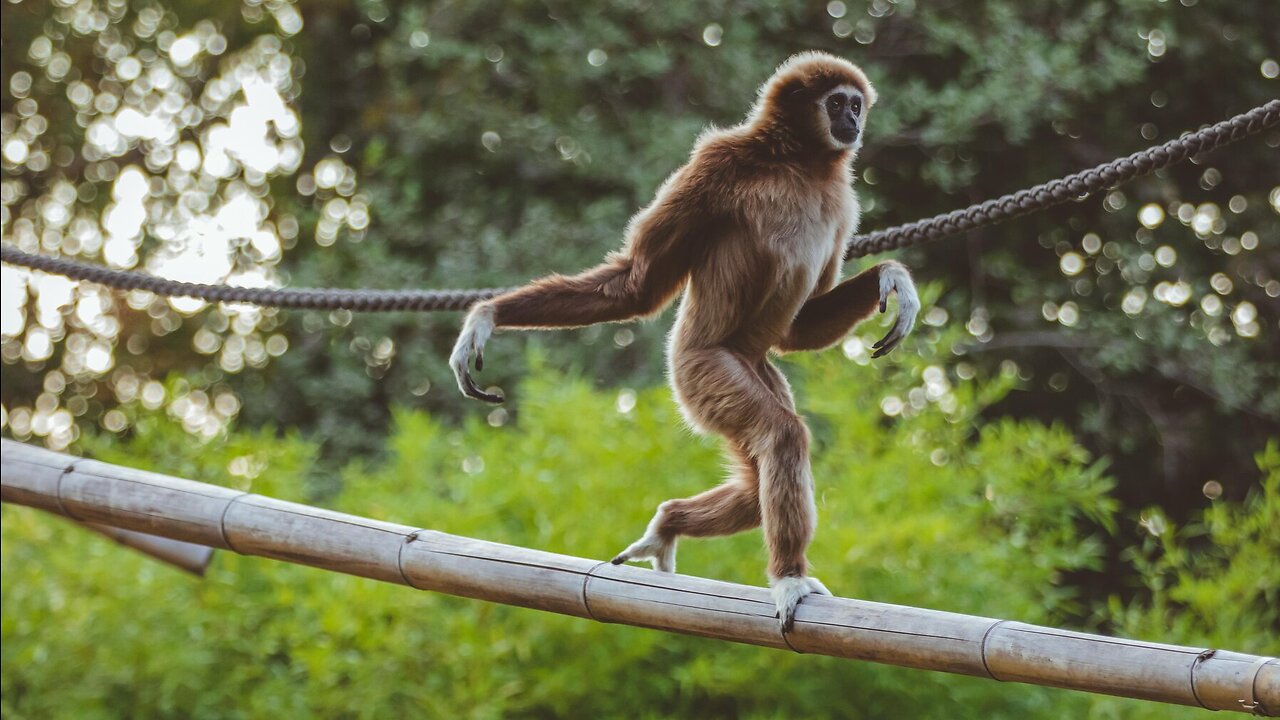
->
xmin=0 ymin=245 xmax=506 ymax=312
xmin=844 ymin=98 xmax=1280 ymax=259
xmin=2 ymin=100 xmax=1275 ymax=311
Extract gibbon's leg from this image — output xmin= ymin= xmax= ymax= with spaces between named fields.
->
xmin=753 ymin=357 xmax=832 ymax=614
xmin=671 ymin=347 xmax=831 ymax=630
xmin=778 ymin=260 xmax=919 ymax=356
xmin=610 ymin=443 xmax=760 ymax=573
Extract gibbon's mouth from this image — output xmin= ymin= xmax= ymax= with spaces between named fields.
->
xmin=831 ymin=125 xmax=859 ymax=145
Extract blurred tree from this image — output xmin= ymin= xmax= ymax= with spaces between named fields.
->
xmin=1 ymin=0 xmax=310 ymax=448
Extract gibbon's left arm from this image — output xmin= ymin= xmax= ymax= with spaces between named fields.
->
xmin=451 ymin=187 xmax=706 ymax=403
xmin=778 ymin=260 xmax=919 ymax=357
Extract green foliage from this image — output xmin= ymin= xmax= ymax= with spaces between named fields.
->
xmin=5 ymin=350 xmax=1271 ymax=719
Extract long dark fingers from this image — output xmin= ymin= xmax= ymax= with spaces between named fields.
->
xmin=872 ymin=327 xmax=896 ymax=351
xmin=872 ymin=323 xmax=906 ymax=358
xmin=460 ymin=370 xmax=504 ymax=404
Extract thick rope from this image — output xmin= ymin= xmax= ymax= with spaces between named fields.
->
xmin=0 ymin=245 xmax=506 ymax=312
xmin=844 ymin=98 xmax=1280 ymax=259
xmin=3 ymin=100 xmax=1276 ymax=311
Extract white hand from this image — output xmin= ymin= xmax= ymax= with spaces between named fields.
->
xmin=450 ymin=304 xmax=503 ymax=403
xmin=872 ymin=261 xmax=919 ymax=359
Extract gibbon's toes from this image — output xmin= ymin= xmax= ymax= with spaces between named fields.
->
xmin=612 ymin=536 xmax=676 ymax=572
xmin=771 ymin=576 xmax=820 ymax=632
xmin=805 ymin=576 xmax=832 ymax=596
xmin=803 ymin=571 xmax=834 ymax=594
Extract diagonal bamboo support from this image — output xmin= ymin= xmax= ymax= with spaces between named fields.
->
xmin=1 ymin=438 xmax=1275 ymax=715
xmin=75 ymin=520 xmax=214 ymax=575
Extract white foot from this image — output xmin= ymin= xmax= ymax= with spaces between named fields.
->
xmin=610 ymin=531 xmax=676 ymax=573
xmin=770 ymin=575 xmax=831 ymax=631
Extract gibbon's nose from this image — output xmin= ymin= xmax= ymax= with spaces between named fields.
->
xmin=833 ymin=116 xmax=859 ymax=144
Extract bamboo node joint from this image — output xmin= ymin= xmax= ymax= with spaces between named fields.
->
xmin=217 ymin=492 xmax=250 ymax=553
xmin=397 ymin=530 xmax=423 ymax=589
xmin=1241 ymin=657 xmax=1275 ymax=716
xmin=52 ymin=461 xmax=78 ymax=520
xmin=580 ymin=561 xmax=611 ymax=623
xmin=1190 ymin=648 xmax=1217 ymax=710
xmin=980 ymin=619 xmax=1010 ymax=681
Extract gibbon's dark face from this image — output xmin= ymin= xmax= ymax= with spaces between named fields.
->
xmin=822 ymin=86 xmax=863 ymax=147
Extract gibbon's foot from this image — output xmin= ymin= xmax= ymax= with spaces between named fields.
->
xmin=610 ymin=532 xmax=676 ymax=573
xmin=450 ymin=304 xmax=504 ymax=403
xmin=872 ymin=262 xmax=920 ymax=359
xmin=770 ymin=575 xmax=832 ymax=631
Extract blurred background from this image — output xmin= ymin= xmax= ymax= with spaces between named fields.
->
xmin=1 ymin=0 xmax=1277 ymax=717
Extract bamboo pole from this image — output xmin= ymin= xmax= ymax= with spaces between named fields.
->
xmin=1 ymin=438 xmax=1275 ymax=715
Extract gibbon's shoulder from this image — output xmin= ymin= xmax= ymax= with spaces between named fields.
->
xmin=683 ymin=124 xmax=771 ymax=182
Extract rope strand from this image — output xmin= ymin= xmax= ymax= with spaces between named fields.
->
xmin=3 ymin=100 xmax=1276 ymax=311
xmin=844 ymin=98 xmax=1279 ymax=259
xmin=0 ymin=246 xmax=506 ymax=311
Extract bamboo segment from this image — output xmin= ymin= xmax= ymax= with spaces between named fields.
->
xmin=584 ymin=563 xmax=792 ymax=650
xmin=983 ymin=623 xmax=1211 ymax=705
xmin=1 ymin=440 xmax=68 ymax=514
xmin=785 ymin=594 xmax=996 ymax=674
xmin=223 ymin=494 xmax=418 ymax=585
xmin=59 ymin=457 xmax=244 ymax=549
xmin=1 ymin=439 xmax=1275 ymax=716
xmin=401 ymin=531 xmax=597 ymax=618
xmin=0 ymin=441 xmax=213 ymax=574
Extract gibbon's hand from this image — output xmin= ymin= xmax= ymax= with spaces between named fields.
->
xmin=450 ymin=304 xmax=504 ymax=404
xmin=872 ymin=262 xmax=919 ymax=359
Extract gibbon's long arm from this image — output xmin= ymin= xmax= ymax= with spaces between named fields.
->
xmin=450 ymin=191 xmax=705 ymax=402
xmin=778 ymin=260 xmax=919 ymax=357
xmin=483 ymin=250 xmax=688 ymax=329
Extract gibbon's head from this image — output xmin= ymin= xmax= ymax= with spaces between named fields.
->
xmin=754 ymin=51 xmax=877 ymax=153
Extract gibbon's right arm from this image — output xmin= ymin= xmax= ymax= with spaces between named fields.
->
xmin=777 ymin=260 xmax=919 ymax=358
xmin=450 ymin=187 xmax=704 ymax=403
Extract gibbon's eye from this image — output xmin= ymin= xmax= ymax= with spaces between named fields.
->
xmin=850 ymin=96 xmax=862 ymax=115
xmin=827 ymin=95 xmax=843 ymax=112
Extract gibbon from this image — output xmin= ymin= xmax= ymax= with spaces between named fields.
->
xmin=451 ymin=51 xmax=919 ymax=630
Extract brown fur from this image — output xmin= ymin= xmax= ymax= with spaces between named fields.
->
xmin=452 ymin=52 xmax=915 ymax=623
